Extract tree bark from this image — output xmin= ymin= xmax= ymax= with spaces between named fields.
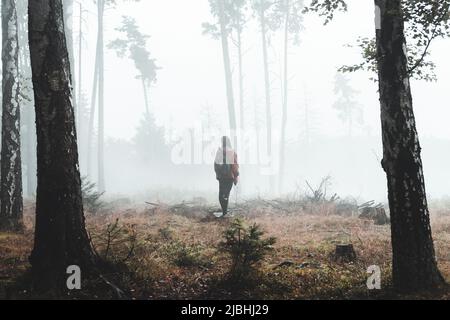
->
xmin=28 ymin=0 xmax=96 ymax=291
xmin=218 ymin=0 xmax=237 ymax=146
xmin=0 ymin=0 xmax=23 ymax=231
xmin=375 ymin=0 xmax=445 ymax=292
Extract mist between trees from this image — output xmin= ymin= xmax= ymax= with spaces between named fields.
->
xmin=0 ymin=0 xmax=449 ymax=297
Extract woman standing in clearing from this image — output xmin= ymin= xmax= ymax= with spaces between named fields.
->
xmin=214 ymin=136 xmax=239 ymax=216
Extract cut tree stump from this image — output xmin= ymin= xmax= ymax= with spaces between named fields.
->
xmin=334 ymin=244 xmax=357 ymax=262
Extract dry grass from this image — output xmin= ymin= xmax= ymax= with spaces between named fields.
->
xmin=0 ymin=201 xmax=449 ymax=300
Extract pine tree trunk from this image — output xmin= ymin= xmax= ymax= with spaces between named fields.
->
xmin=142 ymin=78 xmax=150 ymax=117
xmin=28 ymin=0 xmax=96 ymax=291
xmin=218 ymin=0 xmax=237 ymax=145
xmin=375 ymin=0 xmax=445 ymax=292
xmin=237 ymin=29 xmax=244 ymax=133
xmin=259 ymin=4 xmax=275 ymax=192
xmin=0 ymin=0 xmax=23 ymax=231
xmin=97 ymin=0 xmax=105 ymax=192
xmin=17 ymin=2 xmax=37 ymax=198
xmin=279 ymin=1 xmax=290 ymax=194
xmin=87 ymin=38 xmax=100 ymax=178
xmin=260 ymin=5 xmax=271 ymax=160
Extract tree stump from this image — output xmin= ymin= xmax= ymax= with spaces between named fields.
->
xmin=334 ymin=244 xmax=357 ymax=262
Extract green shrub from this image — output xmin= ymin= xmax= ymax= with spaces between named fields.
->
xmin=220 ymin=218 xmax=276 ymax=279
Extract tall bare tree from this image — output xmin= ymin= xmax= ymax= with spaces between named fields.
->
xmin=203 ymin=0 xmax=238 ymax=146
xmin=28 ymin=0 xmax=96 ymax=290
xmin=269 ymin=0 xmax=304 ymax=193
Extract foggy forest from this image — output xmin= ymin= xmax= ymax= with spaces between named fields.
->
xmin=0 ymin=0 xmax=449 ymax=302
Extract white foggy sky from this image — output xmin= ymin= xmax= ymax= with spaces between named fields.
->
xmin=77 ymin=0 xmax=450 ymax=142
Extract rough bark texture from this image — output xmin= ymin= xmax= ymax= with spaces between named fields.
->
xmin=375 ymin=0 xmax=444 ymax=292
xmin=28 ymin=0 xmax=96 ymax=291
xmin=0 ymin=0 xmax=23 ymax=231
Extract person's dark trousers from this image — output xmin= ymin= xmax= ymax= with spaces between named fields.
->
xmin=219 ymin=179 xmax=234 ymax=215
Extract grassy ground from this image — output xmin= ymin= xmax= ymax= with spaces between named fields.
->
xmin=1 ymin=201 xmax=449 ymax=300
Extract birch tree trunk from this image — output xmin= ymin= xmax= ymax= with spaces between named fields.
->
xmin=0 ymin=0 xmax=23 ymax=231
xmin=28 ymin=0 xmax=96 ymax=291
xmin=375 ymin=0 xmax=445 ymax=292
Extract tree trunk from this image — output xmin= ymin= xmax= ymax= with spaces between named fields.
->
xmin=260 ymin=5 xmax=271 ymax=158
xmin=28 ymin=0 xmax=96 ymax=291
xmin=25 ymin=105 xmax=37 ymax=197
xmin=237 ymin=29 xmax=244 ymax=133
xmin=259 ymin=4 xmax=275 ymax=192
xmin=279 ymin=1 xmax=290 ymax=194
xmin=17 ymin=1 xmax=37 ymax=198
xmin=142 ymin=78 xmax=150 ymax=117
xmin=375 ymin=0 xmax=444 ymax=292
xmin=87 ymin=38 xmax=100 ymax=178
xmin=218 ymin=0 xmax=237 ymax=146
xmin=97 ymin=0 xmax=105 ymax=192
xmin=0 ymin=0 xmax=23 ymax=231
